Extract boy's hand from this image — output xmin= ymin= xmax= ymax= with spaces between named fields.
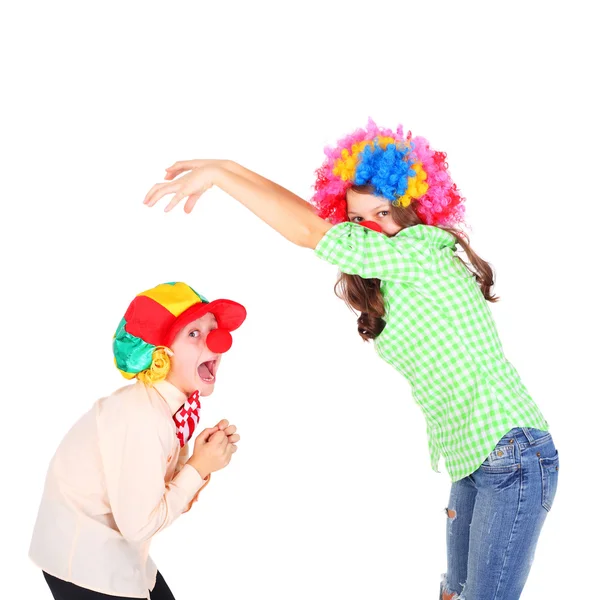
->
xmin=214 ymin=419 xmax=240 ymax=447
xmin=188 ymin=427 xmax=236 ymax=479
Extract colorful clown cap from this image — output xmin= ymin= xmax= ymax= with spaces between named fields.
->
xmin=113 ymin=282 xmax=246 ymax=379
xmin=311 ymin=118 xmax=466 ymax=228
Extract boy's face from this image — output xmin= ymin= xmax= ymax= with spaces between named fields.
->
xmin=167 ymin=313 xmax=223 ymax=396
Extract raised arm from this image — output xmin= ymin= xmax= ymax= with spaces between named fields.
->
xmin=165 ymin=160 xmax=312 ymax=211
xmin=144 ymin=162 xmax=332 ymax=249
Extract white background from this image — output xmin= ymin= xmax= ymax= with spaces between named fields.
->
xmin=1 ymin=1 xmax=598 ymax=598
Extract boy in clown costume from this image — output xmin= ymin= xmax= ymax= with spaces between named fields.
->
xmin=143 ymin=120 xmax=560 ymax=600
xmin=29 ymin=282 xmax=246 ymax=600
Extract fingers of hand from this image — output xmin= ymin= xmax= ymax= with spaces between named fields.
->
xmin=164 ymin=161 xmax=186 ymax=180
xmin=164 ymin=164 xmax=190 ymax=180
xmin=184 ymin=193 xmax=201 ymax=214
xmin=227 ymin=433 xmax=240 ymax=444
xmin=165 ymin=190 xmax=187 ymax=212
xmin=223 ymin=424 xmax=236 ymax=435
xmin=197 ymin=427 xmax=218 ymax=442
xmin=210 ymin=431 xmax=227 ymax=444
xmin=144 ymin=182 xmax=177 ymax=207
xmin=165 ymin=160 xmax=201 ymax=180
xmin=143 ymin=182 xmax=166 ymax=205
xmin=216 ymin=419 xmax=230 ymax=430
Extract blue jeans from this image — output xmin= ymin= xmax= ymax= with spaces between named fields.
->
xmin=440 ymin=427 xmax=559 ymax=600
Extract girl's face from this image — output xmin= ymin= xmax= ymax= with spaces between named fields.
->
xmin=167 ymin=313 xmax=223 ymax=397
xmin=346 ymin=189 xmax=402 ymax=237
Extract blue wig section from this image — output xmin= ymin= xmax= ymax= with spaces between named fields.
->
xmin=354 ymin=140 xmax=415 ymax=201
xmin=113 ymin=317 xmax=155 ymax=374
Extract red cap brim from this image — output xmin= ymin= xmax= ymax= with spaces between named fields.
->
xmin=165 ymin=299 xmax=247 ymax=346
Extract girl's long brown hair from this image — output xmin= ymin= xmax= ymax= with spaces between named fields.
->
xmin=335 ymin=186 xmax=499 ymax=341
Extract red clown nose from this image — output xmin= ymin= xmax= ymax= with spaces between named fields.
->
xmin=359 ymin=221 xmax=383 ymax=233
xmin=206 ymin=329 xmax=233 ymax=354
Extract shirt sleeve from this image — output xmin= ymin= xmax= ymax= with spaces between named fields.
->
xmin=314 ymin=222 xmax=425 ymax=282
xmin=97 ymin=393 xmax=209 ymax=544
xmin=182 ymin=473 xmax=211 ymax=514
xmin=176 ymin=443 xmax=211 ymax=513
xmin=175 ymin=443 xmax=190 ymax=476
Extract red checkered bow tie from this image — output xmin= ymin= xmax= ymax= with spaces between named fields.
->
xmin=173 ymin=391 xmax=201 ymax=447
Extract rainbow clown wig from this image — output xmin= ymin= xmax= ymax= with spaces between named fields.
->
xmin=311 ymin=118 xmax=466 ymax=228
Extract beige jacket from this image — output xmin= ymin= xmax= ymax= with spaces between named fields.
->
xmin=29 ymin=380 xmax=210 ymax=599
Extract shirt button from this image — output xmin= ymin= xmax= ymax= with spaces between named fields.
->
xmin=497 ymin=450 xmax=504 ymax=457
xmin=509 ymin=439 xmax=514 ymax=444
xmin=536 ymin=452 xmax=541 ymax=457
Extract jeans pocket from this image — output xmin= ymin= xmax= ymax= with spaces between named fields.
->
xmin=480 ymin=442 xmax=519 ymax=473
xmin=539 ymin=449 xmax=560 ymax=511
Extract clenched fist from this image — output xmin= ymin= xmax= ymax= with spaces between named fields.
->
xmin=187 ymin=422 xmax=239 ymax=479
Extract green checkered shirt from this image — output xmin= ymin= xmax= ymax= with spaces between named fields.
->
xmin=315 ymin=223 xmax=548 ymax=481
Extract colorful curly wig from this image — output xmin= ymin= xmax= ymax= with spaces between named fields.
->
xmin=311 ymin=118 xmax=466 ymax=227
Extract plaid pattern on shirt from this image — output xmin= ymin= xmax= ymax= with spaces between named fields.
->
xmin=315 ymin=222 xmax=548 ymax=482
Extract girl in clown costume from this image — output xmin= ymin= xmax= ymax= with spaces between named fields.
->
xmin=30 ymin=282 xmax=246 ymax=600
xmin=144 ymin=120 xmax=559 ymax=600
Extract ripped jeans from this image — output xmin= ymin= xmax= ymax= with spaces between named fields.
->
xmin=440 ymin=427 xmax=559 ymax=600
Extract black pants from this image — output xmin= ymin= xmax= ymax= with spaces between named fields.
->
xmin=43 ymin=571 xmax=176 ymax=600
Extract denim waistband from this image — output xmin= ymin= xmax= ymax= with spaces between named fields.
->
xmin=497 ymin=427 xmax=551 ymax=449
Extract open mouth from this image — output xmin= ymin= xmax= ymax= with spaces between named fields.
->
xmin=197 ymin=359 xmax=217 ymax=383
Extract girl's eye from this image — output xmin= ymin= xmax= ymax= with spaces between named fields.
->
xmin=378 ymin=211 xmax=389 ymax=217
xmin=352 ymin=216 xmax=364 ymax=222
xmin=189 ymin=330 xmax=200 ymax=338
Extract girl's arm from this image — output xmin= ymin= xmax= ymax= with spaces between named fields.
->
xmin=214 ymin=166 xmax=332 ymax=249
xmin=165 ymin=159 xmax=312 ymax=211
xmin=144 ymin=163 xmax=332 ymax=249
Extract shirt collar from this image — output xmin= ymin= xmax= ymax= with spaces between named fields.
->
xmin=151 ymin=380 xmax=188 ymax=416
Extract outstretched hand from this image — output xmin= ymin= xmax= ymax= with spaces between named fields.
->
xmin=164 ymin=160 xmax=228 ymax=181
xmin=143 ymin=165 xmax=220 ymax=214
xmin=143 ymin=156 xmax=330 ymax=249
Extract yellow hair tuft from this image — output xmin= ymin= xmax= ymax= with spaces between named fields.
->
xmin=136 ymin=348 xmax=172 ymax=385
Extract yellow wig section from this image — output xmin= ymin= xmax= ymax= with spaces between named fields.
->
xmin=394 ymin=162 xmax=429 ymax=207
xmin=332 ymin=136 xmax=401 ymax=181
xmin=116 ymin=348 xmax=172 ymax=384
xmin=135 ymin=348 xmax=172 ymax=384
